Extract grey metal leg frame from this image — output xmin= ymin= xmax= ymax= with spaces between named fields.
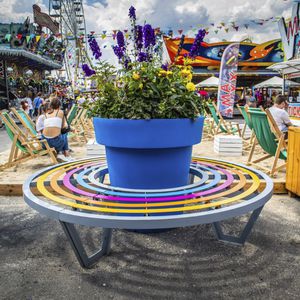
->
xmin=212 ymin=206 xmax=264 ymax=245
xmin=60 ymin=221 xmax=113 ymax=268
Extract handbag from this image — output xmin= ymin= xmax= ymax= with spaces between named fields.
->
xmin=61 ymin=113 xmax=71 ymax=134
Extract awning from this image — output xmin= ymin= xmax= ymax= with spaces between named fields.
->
xmin=196 ymin=76 xmax=219 ymax=87
xmin=0 ymin=47 xmax=62 ymax=70
xmin=253 ymin=76 xmax=300 ymax=88
xmin=267 ymin=59 xmax=300 ymax=76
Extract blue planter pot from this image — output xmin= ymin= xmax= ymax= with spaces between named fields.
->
xmin=93 ymin=117 xmax=205 ymax=189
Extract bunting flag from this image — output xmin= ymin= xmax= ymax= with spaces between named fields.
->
xmin=5 ymin=34 xmax=11 ymax=41
xmin=17 ymin=34 xmax=22 ymax=40
xmin=26 ymin=35 xmax=31 ymax=43
xmin=36 ymin=35 xmax=41 ymax=42
xmin=217 ymin=43 xmax=240 ymax=118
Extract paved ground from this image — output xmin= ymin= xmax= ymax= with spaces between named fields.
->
xmin=0 ymin=195 xmax=299 ymax=299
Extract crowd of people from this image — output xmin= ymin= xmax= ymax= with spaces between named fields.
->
xmin=10 ymin=91 xmax=93 ymax=162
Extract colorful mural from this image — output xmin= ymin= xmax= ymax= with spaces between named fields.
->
xmin=164 ymin=37 xmax=284 ymax=71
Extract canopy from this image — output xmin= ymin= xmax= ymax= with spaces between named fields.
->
xmin=267 ymin=59 xmax=300 ymax=76
xmin=253 ymin=76 xmax=300 ymax=89
xmin=196 ymin=76 xmax=219 ymax=88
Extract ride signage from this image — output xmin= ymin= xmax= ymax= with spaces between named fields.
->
xmin=217 ymin=43 xmax=240 ymax=118
xmin=278 ymin=1 xmax=300 ymax=60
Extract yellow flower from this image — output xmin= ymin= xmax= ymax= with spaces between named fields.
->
xmin=166 ymin=71 xmax=173 ymax=76
xmin=132 ymin=72 xmax=140 ymax=80
xmin=141 ymin=67 xmax=146 ymax=71
xmin=187 ymin=74 xmax=193 ymax=82
xmin=186 ymin=82 xmax=196 ymax=92
xmin=180 ymin=69 xmax=191 ymax=77
xmin=139 ymin=83 xmax=143 ymax=89
xmin=158 ymin=70 xmax=168 ymax=76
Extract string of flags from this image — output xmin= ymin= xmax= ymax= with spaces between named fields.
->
xmin=2 ymin=32 xmax=62 ymax=43
xmin=1 ymin=14 xmax=288 ymax=44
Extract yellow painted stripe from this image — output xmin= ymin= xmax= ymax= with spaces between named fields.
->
xmin=35 ymin=157 xmax=261 ymax=214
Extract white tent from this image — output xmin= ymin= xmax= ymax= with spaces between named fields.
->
xmin=253 ymin=76 xmax=300 ymax=89
xmin=196 ymin=76 xmax=219 ymax=88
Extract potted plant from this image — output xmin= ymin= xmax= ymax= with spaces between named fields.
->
xmin=82 ymin=6 xmax=206 ymax=189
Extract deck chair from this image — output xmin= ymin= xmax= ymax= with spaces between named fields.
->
xmin=67 ymin=104 xmax=78 ymax=125
xmin=247 ymin=110 xmax=287 ymax=177
xmin=0 ymin=112 xmax=57 ymax=170
xmin=236 ymin=104 xmax=256 ymax=149
xmin=207 ymin=103 xmax=241 ymax=136
xmin=10 ymin=108 xmax=37 ymax=138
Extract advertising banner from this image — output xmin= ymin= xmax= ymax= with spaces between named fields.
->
xmin=217 ymin=43 xmax=240 ymax=118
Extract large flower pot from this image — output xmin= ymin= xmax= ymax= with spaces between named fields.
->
xmin=93 ymin=117 xmax=205 ymax=190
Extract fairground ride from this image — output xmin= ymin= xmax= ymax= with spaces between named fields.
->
xmin=48 ymin=0 xmax=89 ymax=89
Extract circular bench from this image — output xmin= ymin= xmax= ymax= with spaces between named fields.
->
xmin=23 ymin=156 xmax=273 ymax=268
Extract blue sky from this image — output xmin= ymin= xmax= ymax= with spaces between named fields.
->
xmin=0 ymin=0 xmax=294 ymax=43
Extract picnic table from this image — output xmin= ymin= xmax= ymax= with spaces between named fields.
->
xmin=23 ymin=156 xmax=273 ymax=268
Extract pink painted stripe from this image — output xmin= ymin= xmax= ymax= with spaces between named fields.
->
xmin=62 ymin=162 xmax=234 ymax=203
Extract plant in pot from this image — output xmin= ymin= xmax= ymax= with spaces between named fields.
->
xmin=82 ymin=6 xmax=206 ymax=190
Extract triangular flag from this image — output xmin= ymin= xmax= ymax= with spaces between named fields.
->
xmin=30 ymin=33 xmax=35 ymax=39
xmin=125 ymin=33 xmax=130 ymax=39
xmin=26 ymin=35 xmax=31 ymax=43
xmin=5 ymin=34 xmax=11 ymax=41
xmin=225 ymin=28 xmax=229 ymax=33
xmin=36 ymin=35 xmax=41 ymax=42
xmin=101 ymin=34 xmax=106 ymax=39
xmin=244 ymin=24 xmax=249 ymax=29
xmin=178 ymin=29 xmax=183 ymax=35
xmin=220 ymin=22 xmax=225 ymax=27
xmin=214 ymin=30 xmax=219 ymax=34
xmin=17 ymin=34 xmax=22 ymax=40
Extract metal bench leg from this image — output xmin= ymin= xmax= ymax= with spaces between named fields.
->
xmin=60 ymin=221 xmax=113 ymax=268
xmin=212 ymin=206 xmax=264 ymax=246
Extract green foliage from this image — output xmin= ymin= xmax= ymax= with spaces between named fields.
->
xmin=85 ymin=59 xmax=205 ymax=120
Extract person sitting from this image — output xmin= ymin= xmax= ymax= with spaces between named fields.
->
xmin=268 ymin=95 xmax=292 ymax=135
xmin=42 ymin=98 xmax=73 ymax=161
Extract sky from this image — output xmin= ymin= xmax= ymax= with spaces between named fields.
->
xmin=0 ymin=0 xmax=294 ymax=43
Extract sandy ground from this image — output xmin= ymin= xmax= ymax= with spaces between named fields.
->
xmin=0 ymin=137 xmax=286 ymax=185
xmin=0 ymin=195 xmax=299 ymax=299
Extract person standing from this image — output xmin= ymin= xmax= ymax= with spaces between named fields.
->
xmin=33 ymin=92 xmax=43 ymax=117
xmin=25 ymin=92 xmax=33 ymax=118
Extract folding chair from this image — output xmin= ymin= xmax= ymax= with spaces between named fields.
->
xmin=247 ymin=110 xmax=287 ymax=177
xmin=10 ymin=108 xmax=37 ymax=138
xmin=207 ymin=103 xmax=241 ymax=136
xmin=0 ymin=112 xmax=57 ymax=170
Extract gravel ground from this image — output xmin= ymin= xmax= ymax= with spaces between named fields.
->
xmin=0 ymin=195 xmax=299 ymax=300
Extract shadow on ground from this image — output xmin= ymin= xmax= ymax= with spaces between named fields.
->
xmin=0 ymin=196 xmax=299 ymax=299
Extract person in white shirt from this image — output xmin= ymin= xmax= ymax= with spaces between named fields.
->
xmin=268 ymin=95 xmax=292 ymax=133
xmin=36 ymin=102 xmax=51 ymax=135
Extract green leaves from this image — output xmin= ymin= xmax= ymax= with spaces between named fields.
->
xmin=84 ymin=59 xmax=205 ymax=119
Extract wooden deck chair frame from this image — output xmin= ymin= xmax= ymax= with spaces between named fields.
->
xmin=70 ymin=108 xmax=88 ymax=143
xmin=247 ymin=109 xmax=287 ymax=177
xmin=209 ymin=102 xmax=242 ymax=136
xmin=10 ymin=108 xmax=37 ymax=138
xmin=0 ymin=112 xmax=57 ymax=170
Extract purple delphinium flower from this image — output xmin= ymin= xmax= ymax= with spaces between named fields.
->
xmin=189 ymin=29 xmax=206 ymax=59
xmin=137 ymin=52 xmax=148 ymax=62
xmin=82 ymin=64 xmax=96 ymax=77
xmin=135 ymin=25 xmax=143 ymax=50
xmin=128 ymin=6 xmax=136 ymax=20
xmin=161 ymin=63 xmax=169 ymax=71
xmin=88 ymin=36 xmax=102 ymax=60
xmin=116 ymin=31 xmax=125 ymax=48
xmin=124 ymin=57 xmax=131 ymax=69
xmin=143 ymin=24 xmax=155 ymax=48
xmin=113 ymin=45 xmax=124 ymax=60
